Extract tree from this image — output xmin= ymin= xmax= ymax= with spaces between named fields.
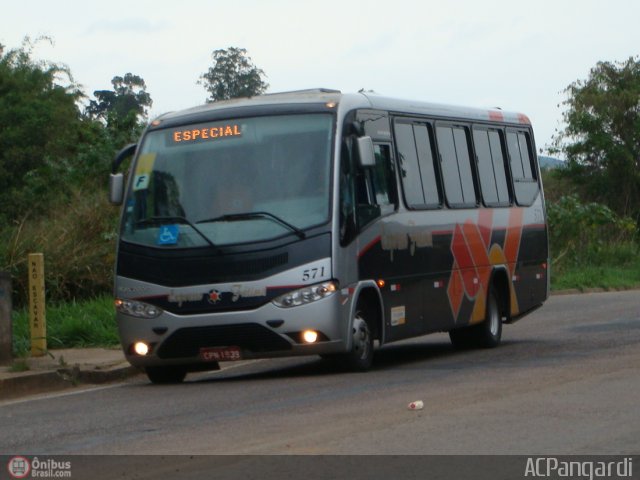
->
xmin=551 ymin=57 xmax=640 ymax=222
xmin=0 ymin=37 xmax=85 ymax=220
xmin=86 ymin=73 xmax=152 ymax=144
xmin=199 ymin=47 xmax=268 ymax=102
xmin=0 ymin=38 xmax=138 ymax=305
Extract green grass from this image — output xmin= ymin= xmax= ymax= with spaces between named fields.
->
xmin=11 ymin=295 xmax=118 ymax=357
xmin=551 ymin=263 xmax=640 ymax=291
xmin=550 ymin=242 xmax=640 ymax=292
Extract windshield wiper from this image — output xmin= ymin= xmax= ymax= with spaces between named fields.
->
xmin=135 ymin=216 xmax=217 ymax=248
xmin=196 ymin=211 xmax=306 ymax=239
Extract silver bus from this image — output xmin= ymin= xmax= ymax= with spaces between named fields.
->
xmin=109 ymin=89 xmax=549 ymax=383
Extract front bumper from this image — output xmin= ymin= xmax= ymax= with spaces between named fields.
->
xmin=117 ymin=293 xmax=349 ymax=369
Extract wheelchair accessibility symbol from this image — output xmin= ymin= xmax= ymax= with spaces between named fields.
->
xmin=157 ymin=224 xmax=180 ymax=245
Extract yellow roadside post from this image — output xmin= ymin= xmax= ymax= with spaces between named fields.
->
xmin=28 ymin=253 xmax=46 ymax=356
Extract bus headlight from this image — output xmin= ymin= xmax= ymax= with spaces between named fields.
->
xmin=115 ymin=298 xmax=163 ymax=319
xmin=133 ymin=341 xmax=150 ymax=356
xmin=272 ymin=281 xmax=338 ymax=308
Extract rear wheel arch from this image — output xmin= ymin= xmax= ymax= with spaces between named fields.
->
xmin=449 ymin=268 xmax=508 ymax=350
xmin=489 ymin=267 xmax=510 ymax=322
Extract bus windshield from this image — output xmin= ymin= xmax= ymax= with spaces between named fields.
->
xmin=121 ymin=113 xmax=334 ymax=248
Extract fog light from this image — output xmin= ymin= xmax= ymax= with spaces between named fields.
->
xmin=134 ymin=341 xmax=150 ymax=356
xmin=302 ymin=330 xmax=318 ymax=344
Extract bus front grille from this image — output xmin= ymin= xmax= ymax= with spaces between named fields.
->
xmin=156 ymin=323 xmax=292 ymax=359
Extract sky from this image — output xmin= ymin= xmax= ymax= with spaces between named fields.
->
xmin=2 ymin=0 xmax=640 ymax=154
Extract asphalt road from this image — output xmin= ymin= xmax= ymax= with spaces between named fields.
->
xmin=1 ymin=291 xmax=639 ymax=459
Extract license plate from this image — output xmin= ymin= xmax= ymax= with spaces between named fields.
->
xmin=199 ymin=346 xmax=242 ymax=362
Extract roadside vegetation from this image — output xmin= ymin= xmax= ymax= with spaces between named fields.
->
xmin=2 ymin=38 xmax=639 ymax=353
xmin=545 ymin=56 xmax=640 ymax=290
xmin=544 ymin=176 xmax=640 ymax=291
xmin=11 ymin=296 xmax=116 ymax=357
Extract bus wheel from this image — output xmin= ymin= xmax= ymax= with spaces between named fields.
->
xmin=449 ymin=290 xmax=502 ymax=349
xmin=343 ymin=307 xmax=374 ymax=371
xmin=145 ymin=366 xmax=187 ymax=384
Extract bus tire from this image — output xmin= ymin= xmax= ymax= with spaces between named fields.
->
xmin=145 ymin=366 xmax=187 ymax=384
xmin=342 ymin=305 xmax=375 ymax=372
xmin=449 ymin=289 xmax=502 ymax=349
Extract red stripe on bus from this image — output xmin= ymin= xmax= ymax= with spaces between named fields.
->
xmin=358 ymin=235 xmax=381 ymax=258
xmin=478 ymin=209 xmax=494 ymax=248
xmin=266 ymin=284 xmax=305 ymax=291
xmin=518 ymin=113 xmax=531 ymax=124
xmin=451 ymin=224 xmax=475 ymax=270
xmin=488 ymin=110 xmax=504 ymax=122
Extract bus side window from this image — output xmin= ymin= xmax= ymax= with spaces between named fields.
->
xmin=395 ymin=122 xmax=426 ymax=207
xmin=371 ymin=144 xmax=395 ymax=209
xmin=473 ymin=128 xmax=511 ymax=207
xmin=436 ymin=125 xmax=477 ymax=208
xmin=506 ymin=130 xmax=539 ymax=206
xmin=394 ymin=121 xmax=441 ymax=209
xmin=489 ymin=130 xmax=511 ymax=205
xmin=350 ymin=140 xmax=396 ymax=230
xmin=339 ymin=140 xmax=357 ymax=245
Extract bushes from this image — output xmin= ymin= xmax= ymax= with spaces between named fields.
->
xmin=0 ymin=188 xmax=119 ymax=307
xmin=547 ymin=194 xmax=638 ymax=271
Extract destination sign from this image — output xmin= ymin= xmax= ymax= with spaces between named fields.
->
xmin=172 ymin=124 xmax=242 ymax=143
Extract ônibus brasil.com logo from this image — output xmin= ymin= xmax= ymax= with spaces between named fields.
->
xmin=7 ymin=457 xmax=30 ymax=479
xmin=7 ymin=456 xmax=72 ymax=478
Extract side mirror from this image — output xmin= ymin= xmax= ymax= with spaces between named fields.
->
xmin=109 ymin=143 xmax=137 ymax=206
xmin=355 ymin=136 xmax=376 ymax=168
xmin=112 ymin=143 xmax=137 ymax=174
xmin=109 ymin=173 xmax=125 ymax=205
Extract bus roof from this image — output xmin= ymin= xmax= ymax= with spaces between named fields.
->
xmin=153 ymin=89 xmax=531 ymax=127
